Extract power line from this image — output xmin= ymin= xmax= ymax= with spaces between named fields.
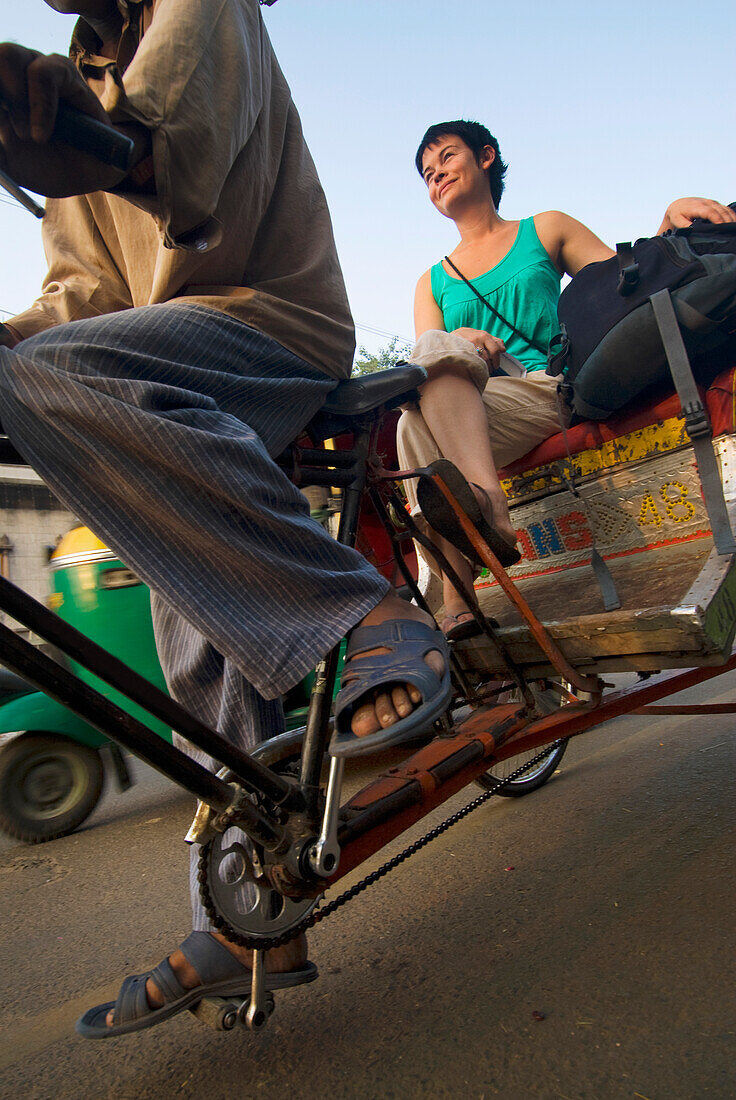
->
xmin=355 ymin=321 xmax=412 ymax=345
xmin=0 ymin=195 xmax=25 ymax=211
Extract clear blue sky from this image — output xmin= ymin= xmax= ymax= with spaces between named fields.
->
xmin=2 ymin=0 xmax=735 ymax=355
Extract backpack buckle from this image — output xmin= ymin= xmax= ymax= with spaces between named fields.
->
xmin=546 ymin=325 xmax=569 ymax=377
xmin=616 ymin=262 xmax=640 ymax=296
xmin=681 ymin=398 xmax=711 ymax=439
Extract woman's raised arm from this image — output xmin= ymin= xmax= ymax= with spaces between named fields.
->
xmin=535 ymin=211 xmax=614 ymax=278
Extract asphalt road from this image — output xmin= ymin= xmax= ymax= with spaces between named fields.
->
xmin=0 ymin=673 xmax=734 ymax=1100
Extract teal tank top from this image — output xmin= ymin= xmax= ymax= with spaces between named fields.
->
xmin=430 ymin=217 xmax=561 ymax=372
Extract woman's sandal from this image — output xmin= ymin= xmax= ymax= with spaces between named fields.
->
xmin=75 ymin=932 xmax=318 ymax=1039
xmin=441 ymin=611 xmax=498 ymax=642
xmin=417 ymin=459 xmax=521 ymax=569
xmin=330 ymin=618 xmax=451 ymax=758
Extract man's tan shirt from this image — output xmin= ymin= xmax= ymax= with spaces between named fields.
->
xmin=10 ymin=0 xmax=355 ymax=380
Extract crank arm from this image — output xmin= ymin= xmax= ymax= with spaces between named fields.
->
xmin=306 ymin=756 xmax=344 ymax=877
xmin=244 ymin=949 xmax=273 ymax=1031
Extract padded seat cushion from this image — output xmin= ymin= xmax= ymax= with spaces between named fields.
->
xmin=499 ymin=365 xmax=736 ymax=477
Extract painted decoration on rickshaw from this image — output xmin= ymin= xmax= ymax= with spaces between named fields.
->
xmin=478 ymin=446 xmax=717 ymax=589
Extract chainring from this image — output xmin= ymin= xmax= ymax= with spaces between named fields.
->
xmin=198 ymin=827 xmax=319 ymax=947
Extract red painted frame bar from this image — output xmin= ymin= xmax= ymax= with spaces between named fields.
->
xmin=632 ymin=704 xmax=736 ymax=714
xmin=487 ymin=653 xmax=736 ymax=767
xmin=325 ymin=654 xmax=736 ymax=889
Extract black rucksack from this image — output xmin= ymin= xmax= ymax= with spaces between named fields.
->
xmin=547 ymin=207 xmax=736 ymax=419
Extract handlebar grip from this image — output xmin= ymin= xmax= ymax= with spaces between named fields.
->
xmin=53 ymin=103 xmax=135 ymax=174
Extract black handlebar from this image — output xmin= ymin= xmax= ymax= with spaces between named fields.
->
xmin=53 ymin=102 xmax=135 ymax=173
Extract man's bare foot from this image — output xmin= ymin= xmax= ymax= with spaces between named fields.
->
xmin=347 ymin=591 xmax=446 ymax=739
xmin=105 ymin=933 xmax=307 ymax=1027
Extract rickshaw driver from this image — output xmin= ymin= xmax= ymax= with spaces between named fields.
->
xmin=0 ymin=0 xmax=449 ymax=1037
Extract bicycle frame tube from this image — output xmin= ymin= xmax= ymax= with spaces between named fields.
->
xmin=298 ymin=422 xmax=372 ymax=818
xmin=0 ymin=622 xmax=233 ymax=815
xmin=0 ymin=572 xmax=294 ymax=809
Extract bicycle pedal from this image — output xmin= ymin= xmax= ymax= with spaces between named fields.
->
xmin=190 ymin=992 xmax=276 ymax=1032
xmin=189 ymin=995 xmax=244 ymax=1031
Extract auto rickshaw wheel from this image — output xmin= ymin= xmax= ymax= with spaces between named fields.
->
xmin=0 ymin=732 xmax=104 ymax=843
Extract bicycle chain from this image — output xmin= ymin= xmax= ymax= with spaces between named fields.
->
xmin=197 ymin=742 xmax=562 ymax=950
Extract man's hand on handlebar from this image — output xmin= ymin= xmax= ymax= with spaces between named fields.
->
xmin=0 ymin=323 xmax=20 ymax=349
xmin=0 ymin=43 xmax=149 ymax=197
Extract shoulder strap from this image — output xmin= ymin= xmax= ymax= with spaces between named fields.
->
xmin=442 ymin=255 xmax=547 ymax=355
xmin=650 ymin=288 xmax=736 ymax=555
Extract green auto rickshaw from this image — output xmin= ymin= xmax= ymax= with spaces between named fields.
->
xmin=0 ymin=525 xmax=328 ymax=844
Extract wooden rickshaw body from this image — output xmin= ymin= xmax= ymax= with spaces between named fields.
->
xmin=448 ymin=364 xmax=736 ymax=679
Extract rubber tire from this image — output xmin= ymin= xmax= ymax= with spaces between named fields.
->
xmin=475 ymin=737 xmax=568 ymax=797
xmin=0 ymin=732 xmax=104 ymax=843
xmin=475 ymin=682 xmax=569 ymax=797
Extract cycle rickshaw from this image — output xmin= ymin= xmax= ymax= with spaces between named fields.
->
xmin=1 ymin=109 xmax=734 ymax=1036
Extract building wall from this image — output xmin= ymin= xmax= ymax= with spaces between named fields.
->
xmin=0 ymin=468 xmax=77 ymax=628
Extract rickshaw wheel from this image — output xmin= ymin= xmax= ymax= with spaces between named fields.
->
xmin=476 ymin=738 xmax=568 ymax=796
xmin=475 ymin=682 xmax=569 ymax=797
xmin=0 ymin=732 xmax=104 ymax=843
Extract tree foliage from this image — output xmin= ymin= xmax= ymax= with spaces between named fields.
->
xmin=352 ymin=336 xmax=413 ymax=376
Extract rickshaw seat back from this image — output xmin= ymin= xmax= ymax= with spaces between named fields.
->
xmin=499 ymin=365 xmax=736 ymax=480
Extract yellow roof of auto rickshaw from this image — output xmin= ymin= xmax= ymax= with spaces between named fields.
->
xmin=49 ymin=526 xmax=116 ymax=570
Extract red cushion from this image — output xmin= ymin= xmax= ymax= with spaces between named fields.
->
xmin=499 ymin=365 xmax=736 ymax=477
xmin=705 ymin=365 xmax=736 ymax=437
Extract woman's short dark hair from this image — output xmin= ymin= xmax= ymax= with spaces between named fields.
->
xmin=415 ymin=120 xmax=508 ymax=209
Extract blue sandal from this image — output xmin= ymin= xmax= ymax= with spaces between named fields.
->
xmin=75 ymin=932 xmax=318 ymax=1039
xmin=330 ymin=619 xmax=451 ymax=757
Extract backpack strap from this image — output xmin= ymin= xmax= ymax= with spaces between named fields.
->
xmin=443 ymin=256 xmax=548 ymax=356
xmin=650 ymin=288 xmax=736 ymax=555
xmin=554 ymin=387 xmax=621 ymax=611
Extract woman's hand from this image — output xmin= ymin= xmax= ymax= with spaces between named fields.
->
xmin=657 ymin=197 xmax=736 ymax=234
xmin=452 ymin=327 xmax=506 ymax=372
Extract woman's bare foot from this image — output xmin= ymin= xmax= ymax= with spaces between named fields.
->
xmin=471 ymin=482 xmax=517 ymax=549
xmin=346 ymin=591 xmax=447 ymax=739
xmin=106 ymin=933 xmax=307 ymax=1027
xmin=437 ymin=483 xmax=517 ymax=629
xmin=439 ymin=535 xmax=478 ymax=625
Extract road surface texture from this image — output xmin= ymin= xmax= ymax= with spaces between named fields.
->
xmin=0 ymin=672 xmax=734 ymax=1099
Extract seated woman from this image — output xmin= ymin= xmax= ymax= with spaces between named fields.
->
xmin=397 ymin=118 xmax=735 ymax=638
